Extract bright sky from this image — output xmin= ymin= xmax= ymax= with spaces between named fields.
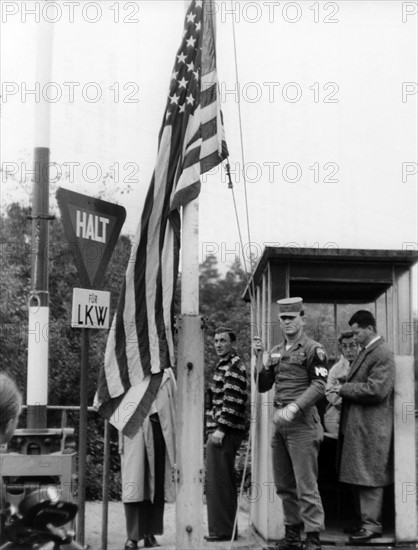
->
xmin=2 ymin=1 xmax=417 ymax=277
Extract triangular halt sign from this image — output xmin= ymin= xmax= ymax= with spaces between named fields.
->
xmin=56 ymin=188 xmax=126 ymax=289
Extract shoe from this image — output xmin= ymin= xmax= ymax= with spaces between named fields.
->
xmin=205 ymin=531 xmax=238 ymax=542
xmin=124 ymin=541 xmax=137 ymax=549
xmin=349 ymin=528 xmax=382 ymax=542
xmin=304 ymin=532 xmax=321 ymax=550
xmin=144 ymin=535 xmax=160 ymax=547
xmin=274 ymin=523 xmax=303 ymax=550
xmin=343 ymin=524 xmax=361 ymax=534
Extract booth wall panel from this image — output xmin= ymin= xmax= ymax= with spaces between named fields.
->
xmin=394 ymin=355 xmax=417 ymax=541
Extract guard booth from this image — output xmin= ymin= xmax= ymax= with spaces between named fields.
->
xmin=245 ymin=247 xmax=418 ymax=545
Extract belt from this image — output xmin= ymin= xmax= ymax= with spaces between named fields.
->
xmin=274 ymin=401 xmax=289 ymax=409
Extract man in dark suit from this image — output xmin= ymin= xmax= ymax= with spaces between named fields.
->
xmin=337 ymin=310 xmax=395 ymax=542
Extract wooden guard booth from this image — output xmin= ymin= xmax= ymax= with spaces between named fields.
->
xmin=244 ymin=247 xmax=418 ymax=545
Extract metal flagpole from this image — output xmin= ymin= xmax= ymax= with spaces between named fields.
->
xmin=27 ymin=2 xmax=54 ymax=430
xmin=176 ymin=197 xmax=205 ymax=549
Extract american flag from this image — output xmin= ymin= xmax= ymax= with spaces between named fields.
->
xmin=95 ymin=0 xmax=228 ymax=436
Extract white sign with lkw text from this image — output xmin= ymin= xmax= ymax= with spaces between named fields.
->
xmin=71 ymin=288 xmax=110 ymax=329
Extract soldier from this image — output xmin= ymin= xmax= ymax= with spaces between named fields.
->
xmin=253 ymin=297 xmax=328 ymax=550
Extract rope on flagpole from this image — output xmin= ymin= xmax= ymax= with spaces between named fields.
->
xmin=225 ymin=1 xmax=258 ymax=321
xmin=225 ymin=160 xmax=261 ymax=550
xmin=229 ymin=9 xmax=256 ymax=280
xmin=222 ymin=6 xmax=266 ymax=545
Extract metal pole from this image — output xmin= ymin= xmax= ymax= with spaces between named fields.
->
xmin=176 ymin=198 xmax=204 ymax=549
xmin=77 ymin=328 xmax=89 ymax=546
xmin=27 ymin=2 xmax=54 ymax=429
xmin=101 ymin=420 xmax=111 ymax=550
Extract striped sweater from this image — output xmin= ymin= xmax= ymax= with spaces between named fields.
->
xmin=206 ymin=351 xmax=247 ymax=433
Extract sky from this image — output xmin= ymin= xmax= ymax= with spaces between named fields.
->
xmin=2 ymin=0 xmax=417 ymax=279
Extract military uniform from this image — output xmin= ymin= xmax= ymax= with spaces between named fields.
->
xmin=256 ymin=298 xmax=328 ymax=542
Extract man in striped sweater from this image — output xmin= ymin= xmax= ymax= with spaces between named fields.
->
xmin=204 ymin=326 xmax=247 ymax=542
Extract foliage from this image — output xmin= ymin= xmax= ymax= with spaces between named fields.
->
xmin=199 ymin=254 xmax=251 ymax=381
xmin=1 ymin=204 xmax=251 ymax=500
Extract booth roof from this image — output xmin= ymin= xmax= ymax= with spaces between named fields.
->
xmin=243 ymin=247 xmax=418 ymax=303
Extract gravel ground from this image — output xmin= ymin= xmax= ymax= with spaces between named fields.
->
xmin=85 ymin=501 xmax=253 ymax=550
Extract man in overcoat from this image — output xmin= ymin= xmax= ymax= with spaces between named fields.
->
xmin=337 ymin=310 xmax=395 ymax=542
xmin=120 ymin=368 xmax=177 ymax=549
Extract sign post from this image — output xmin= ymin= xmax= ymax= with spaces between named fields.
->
xmin=56 ymin=188 xmax=126 ymax=545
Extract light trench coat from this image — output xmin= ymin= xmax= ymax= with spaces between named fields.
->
xmin=119 ymin=369 xmax=177 ymax=503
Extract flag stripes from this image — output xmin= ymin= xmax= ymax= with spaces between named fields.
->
xmin=95 ymin=0 xmax=227 ymax=434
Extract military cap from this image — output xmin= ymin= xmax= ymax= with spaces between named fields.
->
xmin=277 ymin=297 xmax=304 ymax=317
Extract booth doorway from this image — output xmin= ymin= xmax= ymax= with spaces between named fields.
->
xmin=246 ymin=247 xmax=417 ymax=545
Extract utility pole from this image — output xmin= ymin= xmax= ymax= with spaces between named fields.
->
xmin=27 ymin=6 xmax=54 ymax=429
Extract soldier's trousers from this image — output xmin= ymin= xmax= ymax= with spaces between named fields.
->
xmin=205 ymin=432 xmax=243 ymax=537
xmin=271 ymin=407 xmax=325 ymax=532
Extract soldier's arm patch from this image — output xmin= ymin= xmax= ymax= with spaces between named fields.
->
xmin=315 ymin=347 xmax=327 ymax=363
xmin=308 ymin=346 xmax=328 ymax=382
xmin=314 ymin=366 xmax=328 ymax=378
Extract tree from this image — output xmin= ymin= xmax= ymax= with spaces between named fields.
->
xmin=1 ymin=209 xmax=252 ymax=498
xmin=199 ymin=255 xmax=251 ymax=410
xmin=1 ymin=202 xmax=129 ymax=498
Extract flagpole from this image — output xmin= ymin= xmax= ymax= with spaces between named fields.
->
xmin=176 ymin=197 xmax=204 ymax=549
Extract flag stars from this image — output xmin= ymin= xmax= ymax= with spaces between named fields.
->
xmin=186 ymin=36 xmax=196 ymax=48
xmin=193 ymin=70 xmax=199 ymax=80
xmin=195 ymin=0 xmax=203 ymax=7
xmin=186 ymin=12 xmax=196 ymax=24
xmin=179 ymin=103 xmax=186 ymax=113
xmin=186 ymin=94 xmax=195 ymax=106
xmin=186 ymin=60 xmax=195 ymax=72
xmin=171 ymin=70 xmax=178 ymax=80
xmin=170 ymin=93 xmax=180 ymax=105
xmin=178 ymin=76 xmax=188 ymax=89
xmin=195 ymin=21 xmax=201 ymax=32
xmin=177 ymin=51 xmax=187 ymax=64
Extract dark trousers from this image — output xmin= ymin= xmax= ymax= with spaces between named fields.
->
xmin=124 ymin=415 xmax=166 ymax=541
xmin=271 ymin=408 xmax=325 ymax=532
xmin=205 ymin=432 xmax=243 ymax=537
